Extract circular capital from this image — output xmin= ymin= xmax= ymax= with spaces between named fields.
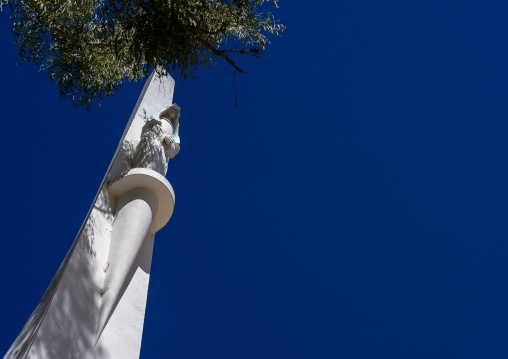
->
xmin=108 ymin=168 xmax=175 ymax=234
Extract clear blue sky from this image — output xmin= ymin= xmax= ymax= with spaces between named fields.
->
xmin=2 ymin=1 xmax=508 ymax=358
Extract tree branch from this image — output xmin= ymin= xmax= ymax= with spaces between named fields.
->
xmin=51 ymin=25 xmax=77 ymax=42
xmin=194 ymin=33 xmax=247 ymax=73
xmin=172 ymin=7 xmax=252 ymax=73
xmin=25 ymin=0 xmax=78 ymax=43
xmin=219 ymin=48 xmax=260 ymax=56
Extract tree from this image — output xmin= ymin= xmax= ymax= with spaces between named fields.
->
xmin=2 ymin=0 xmax=284 ymax=109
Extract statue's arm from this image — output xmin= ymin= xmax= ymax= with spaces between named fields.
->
xmin=167 ymin=142 xmax=180 ymax=159
xmin=142 ymin=118 xmax=162 ymax=137
xmin=164 ymin=136 xmax=180 ymax=159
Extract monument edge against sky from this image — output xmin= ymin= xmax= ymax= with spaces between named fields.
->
xmin=4 ymin=73 xmax=179 ymax=359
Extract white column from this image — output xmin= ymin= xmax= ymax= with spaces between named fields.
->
xmin=96 ymin=169 xmax=175 ymax=344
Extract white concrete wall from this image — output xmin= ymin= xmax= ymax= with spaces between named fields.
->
xmin=4 ymin=73 xmax=175 ymax=359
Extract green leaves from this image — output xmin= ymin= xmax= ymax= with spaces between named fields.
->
xmin=7 ymin=0 xmax=285 ymax=110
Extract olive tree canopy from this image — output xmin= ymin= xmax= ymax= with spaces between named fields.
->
xmin=2 ymin=0 xmax=284 ymax=109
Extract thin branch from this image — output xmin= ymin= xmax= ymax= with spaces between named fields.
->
xmin=173 ymin=7 xmax=251 ymax=73
xmin=51 ymin=25 xmax=77 ymax=42
xmin=26 ymin=0 xmax=78 ymax=43
xmin=26 ymin=0 xmax=120 ymax=50
xmin=194 ymin=33 xmax=247 ymax=73
xmin=219 ymin=48 xmax=260 ymax=56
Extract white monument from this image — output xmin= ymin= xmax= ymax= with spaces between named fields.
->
xmin=4 ymin=73 xmax=180 ymax=359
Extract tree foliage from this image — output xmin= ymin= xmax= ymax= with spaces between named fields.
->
xmin=2 ymin=0 xmax=284 ymax=109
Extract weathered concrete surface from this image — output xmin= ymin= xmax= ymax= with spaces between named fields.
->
xmin=4 ymin=73 xmax=176 ymax=359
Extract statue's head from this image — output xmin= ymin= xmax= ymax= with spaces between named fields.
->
xmin=160 ymin=104 xmax=180 ymax=124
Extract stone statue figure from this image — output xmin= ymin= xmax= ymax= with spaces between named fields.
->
xmin=133 ymin=104 xmax=181 ymax=176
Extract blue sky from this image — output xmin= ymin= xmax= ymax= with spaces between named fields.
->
xmin=2 ymin=0 xmax=508 ymax=358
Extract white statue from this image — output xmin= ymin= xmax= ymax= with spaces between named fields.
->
xmin=133 ymin=104 xmax=181 ymax=176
